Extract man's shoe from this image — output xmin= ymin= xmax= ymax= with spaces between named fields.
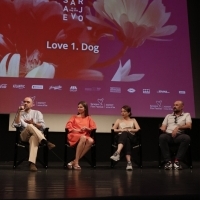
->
xmin=47 ymin=142 xmax=55 ymax=150
xmin=126 ymin=162 xmax=133 ymax=171
xmin=30 ymin=163 xmax=37 ymax=172
xmin=164 ymin=161 xmax=173 ymax=170
xmin=110 ymin=151 xmax=120 ymax=161
xmin=40 ymin=139 xmax=47 ymax=146
xmin=174 ymin=161 xmax=182 ymax=170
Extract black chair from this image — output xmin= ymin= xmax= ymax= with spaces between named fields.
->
xmin=13 ymin=127 xmax=49 ymax=169
xmin=64 ymin=128 xmax=96 ymax=169
xmin=158 ymin=126 xmax=192 ymax=169
xmin=110 ymin=126 xmax=142 ymax=168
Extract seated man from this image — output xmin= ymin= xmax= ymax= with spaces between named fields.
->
xmin=14 ymin=96 xmax=55 ymax=171
xmin=159 ymin=100 xmax=192 ymax=170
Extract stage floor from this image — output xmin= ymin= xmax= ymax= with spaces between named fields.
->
xmin=0 ymin=161 xmax=200 ymax=200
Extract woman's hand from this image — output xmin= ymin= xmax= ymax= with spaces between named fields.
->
xmin=81 ymin=127 xmax=90 ymax=131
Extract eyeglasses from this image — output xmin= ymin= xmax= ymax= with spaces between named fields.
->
xmin=174 ymin=116 xmax=177 ymax=124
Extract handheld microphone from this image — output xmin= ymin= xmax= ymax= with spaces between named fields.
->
xmin=19 ymin=106 xmax=24 ymax=111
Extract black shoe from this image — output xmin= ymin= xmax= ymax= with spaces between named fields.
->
xmin=40 ymin=139 xmax=47 ymax=146
xmin=164 ymin=161 xmax=172 ymax=170
xmin=47 ymin=142 xmax=56 ymax=150
xmin=174 ymin=161 xmax=182 ymax=170
xmin=29 ymin=163 xmax=37 ymax=172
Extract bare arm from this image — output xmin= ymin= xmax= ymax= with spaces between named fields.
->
xmin=177 ymin=122 xmax=192 ymax=130
xmin=112 ymin=119 xmax=121 ymax=133
xmin=127 ymin=119 xmax=140 ymax=133
xmin=160 ymin=124 xmax=167 ymax=132
xmin=14 ymin=107 xmax=23 ymax=124
xmin=171 ymin=122 xmax=192 ymax=138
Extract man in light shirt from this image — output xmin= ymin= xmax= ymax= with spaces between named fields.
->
xmin=159 ymin=100 xmax=192 ymax=170
xmin=14 ymin=97 xmax=55 ymax=171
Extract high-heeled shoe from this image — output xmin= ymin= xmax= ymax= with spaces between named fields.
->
xmin=73 ymin=164 xmax=81 ymax=170
xmin=67 ymin=161 xmax=74 ymax=169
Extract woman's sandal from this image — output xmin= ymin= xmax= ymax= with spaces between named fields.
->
xmin=67 ymin=161 xmax=74 ymax=169
xmin=73 ymin=164 xmax=81 ymax=170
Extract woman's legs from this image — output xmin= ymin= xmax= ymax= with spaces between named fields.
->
xmin=125 ymin=133 xmax=132 ymax=162
xmin=110 ymin=132 xmax=128 ymax=161
xmin=126 ymin=155 xmax=131 ymax=162
xmin=125 ymin=134 xmax=133 ymax=170
xmin=117 ymin=132 xmax=128 ymax=153
xmin=79 ymin=137 xmax=94 ymax=159
xmin=73 ymin=136 xmax=93 ymax=168
xmin=116 ymin=143 xmax=124 ymax=154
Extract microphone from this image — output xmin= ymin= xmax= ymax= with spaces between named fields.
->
xmin=11 ymin=106 xmax=24 ymax=128
xmin=19 ymin=106 xmax=24 ymax=111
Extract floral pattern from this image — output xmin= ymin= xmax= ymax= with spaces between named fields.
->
xmin=0 ymin=0 xmax=177 ymax=81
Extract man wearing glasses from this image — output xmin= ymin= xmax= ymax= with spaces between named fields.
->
xmin=14 ymin=97 xmax=56 ymax=171
xmin=159 ymin=100 xmax=192 ymax=170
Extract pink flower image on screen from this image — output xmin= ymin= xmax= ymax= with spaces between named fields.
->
xmin=0 ymin=0 xmax=195 ymax=117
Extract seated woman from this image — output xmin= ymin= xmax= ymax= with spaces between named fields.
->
xmin=65 ymin=101 xmax=97 ymax=170
xmin=110 ymin=105 xmax=140 ymax=170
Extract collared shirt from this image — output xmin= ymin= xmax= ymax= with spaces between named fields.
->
xmin=14 ymin=109 xmax=45 ymax=132
xmin=162 ymin=112 xmax=192 ymax=134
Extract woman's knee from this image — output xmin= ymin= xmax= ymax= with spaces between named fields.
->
xmin=87 ymin=137 xmax=94 ymax=145
xmin=79 ymin=135 xmax=87 ymax=143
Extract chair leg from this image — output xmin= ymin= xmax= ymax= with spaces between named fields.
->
xmin=139 ymin=144 xmax=142 ymax=168
xmin=43 ymin=146 xmax=48 ymax=169
xmin=13 ymin=144 xmax=29 ymax=169
xmin=91 ymin=145 xmax=96 ymax=168
xmin=132 ymin=146 xmax=142 ymax=168
xmin=158 ymin=144 xmax=162 ymax=168
xmin=64 ymin=144 xmax=68 ymax=169
xmin=13 ymin=143 xmax=18 ymax=169
xmin=110 ymin=146 xmax=116 ymax=168
xmin=188 ymin=144 xmax=192 ymax=169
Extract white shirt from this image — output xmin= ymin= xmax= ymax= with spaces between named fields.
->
xmin=162 ymin=112 xmax=192 ymax=134
xmin=14 ymin=109 xmax=45 ymax=131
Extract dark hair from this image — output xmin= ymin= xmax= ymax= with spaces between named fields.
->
xmin=77 ymin=101 xmax=89 ymax=117
xmin=121 ymin=105 xmax=132 ymax=117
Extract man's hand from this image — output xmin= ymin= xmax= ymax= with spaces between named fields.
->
xmin=160 ymin=126 xmax=166 ymax=132
xmin=24 ymin=119 xmax=34 ymax=124
xmin=172 ymin=127 xmax=179 ymax=138
xmin=18 ymin=106 xmax=24 ymax=112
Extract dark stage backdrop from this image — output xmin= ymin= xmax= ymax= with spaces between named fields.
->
xmin=0 ymin=0 xmax=199 ymax=118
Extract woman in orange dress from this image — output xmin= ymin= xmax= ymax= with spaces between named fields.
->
xmin=66 ymin=101 xmax=96 ymax=170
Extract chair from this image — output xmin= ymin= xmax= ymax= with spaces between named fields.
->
xmin=13 ymin=127 xmax=49 ymax=169
xmin=110 ymin=126 xmax=142 ymax=168
xmin=158 ymin=126 xmax=192 ymax=169
xmin=64 ymin=128 xmax=96 ymax=169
